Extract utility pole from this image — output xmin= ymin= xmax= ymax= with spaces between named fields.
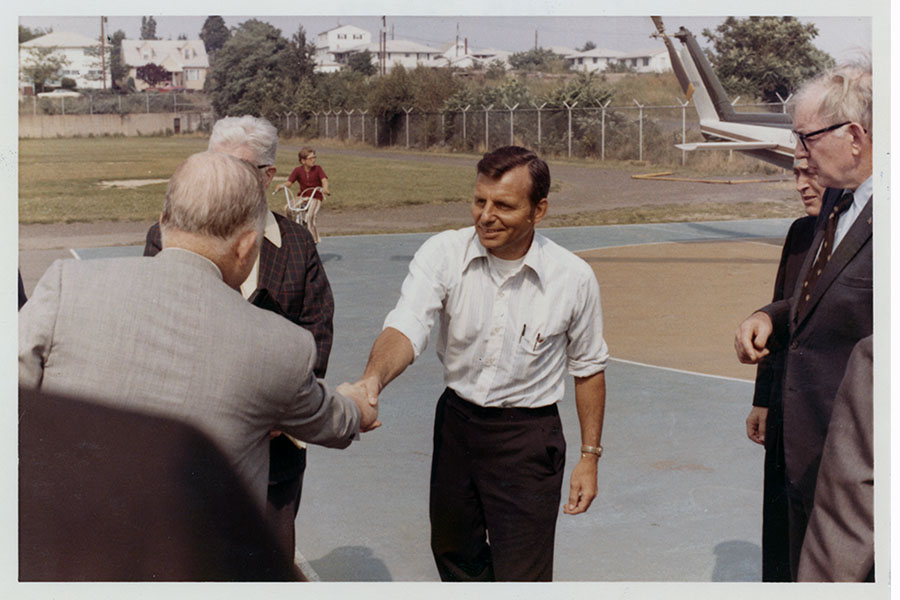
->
xmin=456 ymin=23 xmax=459 ymax=57
xmin=534 ymin=30 xmax=538 ymax=50
xmin=100 ymin=16 xmax=108 ymax=91
xmin=380 ymin=16 xmax=386 ymax=75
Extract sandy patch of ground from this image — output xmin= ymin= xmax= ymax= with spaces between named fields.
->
xmin=579 ymin=239 xmax=783 ymax=380
xmin=98 ymin=179 xmax=169 ymax=189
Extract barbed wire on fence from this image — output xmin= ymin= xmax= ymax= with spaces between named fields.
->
xmin=274 ymin=100 xmax=787 ymax=164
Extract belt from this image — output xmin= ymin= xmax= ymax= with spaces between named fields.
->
xmin=442 ymin=388 xmax=558 ymax=421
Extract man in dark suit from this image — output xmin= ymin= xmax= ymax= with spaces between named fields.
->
xmin=735 ymin=61 xmax=873 ymax=580
xmin=144 ymin=116 xmax=334 ymax=559
xmin=743 ymin=157 xmax=837 ymax=581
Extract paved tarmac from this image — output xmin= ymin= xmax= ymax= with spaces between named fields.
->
xmin=60 ymin=219 xmax=800 ymax=583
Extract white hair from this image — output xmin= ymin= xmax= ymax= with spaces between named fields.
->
xmin=788 ymin=60 xmax=873 ymax=135
xmin=208 ymin=115 xmax=278 ymax=165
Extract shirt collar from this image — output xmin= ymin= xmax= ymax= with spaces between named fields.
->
xmin=264 ymin=210 xmax=282 ymax=247
xmin=240 ymin=210 xmax=280 ymax=298
xmin=462 ymin=227 xmax=547 ymax=288
xmin=850 ymin=176 xmax=873 ymax=208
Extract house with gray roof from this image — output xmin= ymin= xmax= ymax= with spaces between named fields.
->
xmin=121 ymin=39 xmax=209 ymax=91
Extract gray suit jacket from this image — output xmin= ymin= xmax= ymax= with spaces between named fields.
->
xmin=761 ymin=197 xmax=873 ymax=507
xmin=798 ymin=335 xmax=874 ymax=582
xmin=19 ymin=249 xmax=360 ymax=509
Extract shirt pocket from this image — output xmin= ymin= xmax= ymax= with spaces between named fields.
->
xmin=517 ymin=319 xmax=566 ymax=357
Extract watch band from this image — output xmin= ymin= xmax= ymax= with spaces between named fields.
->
xmin=580 ymin=444 xmax=603 ymax=457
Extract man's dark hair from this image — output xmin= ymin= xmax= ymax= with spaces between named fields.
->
xmin=476 ymin=146 xmax=550 ymax=207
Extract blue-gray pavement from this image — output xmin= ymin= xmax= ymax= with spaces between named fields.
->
xmin=73 ymin=219 xmax=795 ymax=582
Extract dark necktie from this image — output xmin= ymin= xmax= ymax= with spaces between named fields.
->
xmin=795 ymin=192 xmax=854 ymax=318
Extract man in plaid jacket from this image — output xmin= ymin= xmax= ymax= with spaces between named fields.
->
xmin=144 ymin=116 xmax=334 ymax=558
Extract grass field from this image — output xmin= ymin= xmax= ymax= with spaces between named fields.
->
xmin=18 ymin=137 xmax=476 ymax=223
xmin=19 ymin=136 xmax=798 ymax=228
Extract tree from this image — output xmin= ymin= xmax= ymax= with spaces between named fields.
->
xmin=543 ymin=70 xmax=612 ymax=107
xmin=200 ymin=16 xmax=230 ymax=61
xmin=136 ymin=63 xmax=171 ymax=87
xmin=20 ymin=47 xmax=69 ymax=93
xmin=288 ymin=25 xmax=316 ymax=80
xmin=206 ymin=19 xmax=294 ymax=116
xmin=702 ymin=16 xmax=834 ymax=103
xmin=347 ymin=50 xmax=377 ymax=76
xmin=140 ymin=16 xmax=158 ymax=40
xmin=579 ymin=41 xmax=597 ymax=52
xmin=108 ymin=30 xmax=128 ymax=90
xmin=604 ymin=60 xmax=635 ymax=74
xmin=485 ymin=59 xmax=507 ymax=80
xmin=19 ymin=25 xmax=51 ymax=44
xmin=508 ymin=48 xmax=566 ymax=73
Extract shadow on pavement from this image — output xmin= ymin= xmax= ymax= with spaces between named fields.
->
xmin=712 ymin=540 xmax=761 ymax=582
xmin=309 ymin=545 xmax=394 ymax=581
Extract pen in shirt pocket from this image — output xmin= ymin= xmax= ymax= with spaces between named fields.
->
xmin=520 ymin=324 xmax=526 ymax=341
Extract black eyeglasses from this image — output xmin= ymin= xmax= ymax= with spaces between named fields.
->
xmin=792 ymin=121 xmax=851 ymax=152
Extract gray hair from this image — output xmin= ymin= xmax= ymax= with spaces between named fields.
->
xmin=160 ymin=151 xmax=267 ymax=241
xmin=789 ymin=60 xmax=873 ymax=135
xmin=208 ymin=115 xmax=278 ymax=165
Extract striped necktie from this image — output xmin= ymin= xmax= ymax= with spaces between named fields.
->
xmin=795 ymin=192 xmax=854 ymax=318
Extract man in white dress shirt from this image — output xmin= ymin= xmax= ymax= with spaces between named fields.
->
xmin=358 ymin=146 xmax=609 ymax=581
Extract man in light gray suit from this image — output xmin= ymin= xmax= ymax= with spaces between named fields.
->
xmin=19 ymin=151 xmax=379 ymax=510
xmin=798 ymin=335 xmax=874 ymax=582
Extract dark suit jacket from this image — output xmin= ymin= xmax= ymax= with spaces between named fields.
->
xmin=760 ymin=195 xmax=873 ymax=508
xmin=752 ymin=214 xmax=818 ymax=581
xmin=752 ymin=215 xmax=819 ymax=411
xmin=145 ymin=213 xmax=334 ymax=481
xmin=798 ymin=335 xmax=874 ymax=582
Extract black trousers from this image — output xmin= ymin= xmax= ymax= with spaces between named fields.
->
xmin=265 ymin=446 xmax=307 ymax=559
xmin=429 ymin=388 xmax=566 ymax=582
xmin=761 ymin=405 xmax=791 ymax=581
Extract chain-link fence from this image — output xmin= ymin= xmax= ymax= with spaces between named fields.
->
xmin=19 ymin=89 xmax=789 ymax=165
xmin=19 ymin=91 xmax=212 ymax=117
xmin=273 ymin=101 xmax=789 ymax=164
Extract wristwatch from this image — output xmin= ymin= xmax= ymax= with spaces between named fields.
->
xmin=580 ymin=444 xmax=603 ymax=458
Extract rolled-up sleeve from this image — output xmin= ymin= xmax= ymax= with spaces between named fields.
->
xmin=565 ymin=265 xmax=609 ymax=377
xmin=382 ymin=233 xmax=451 ymax=359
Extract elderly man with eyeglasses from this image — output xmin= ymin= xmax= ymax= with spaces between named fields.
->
xmin=734 ymin=62 xmax=873 ymax=581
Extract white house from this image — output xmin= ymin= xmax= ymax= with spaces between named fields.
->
xmin=19 ymin=31 xmax=111 ymax=93
xmin=564 ymin=47 xmax=626 ymax=73
xmin=335 ymin=39 xmax=442 ymax=72
xmin=425 ymin=42 xmax=513 ymax=70
xmin=315 ymin=25 xmax=371 ymax=66
xmin=618 ymin=47 xmax=671 ymax=73
xmin=121 ymin=39 xmax=209 ymax=91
